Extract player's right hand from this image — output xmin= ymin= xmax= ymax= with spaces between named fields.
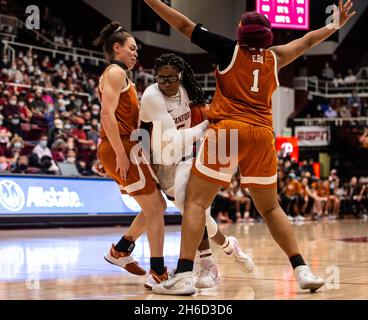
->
xmin=116 ymin=154 xmax=130 ymax=181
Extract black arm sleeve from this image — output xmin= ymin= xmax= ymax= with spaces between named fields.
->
xmin=191 ymin=24 xmax=237 ymax=71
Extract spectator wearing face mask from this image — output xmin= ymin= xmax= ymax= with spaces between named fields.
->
xmin=12 ymin=155 xmax=31 ymax=174
xmin=30 ymin=89 xmax=46 ymax=113
xmin=32 ymin=134 xmax=52 ymax=159
xmin=2 ymin=95 xmax=19 ymax=124
xmin=56 ymin=94 xmax=67 ymax=113
xmin=91 ymin=104 xmax=100 ymax=121
xmin=31 ymin=134 xmax=59 ymax=173
xmin=49 ymin=118 xmax=67 ymax=142
xmin=8 ymin=115 xmax=23 ymax=137
xmin=18 ymin=99 xmax=33 ymax=123
xmin=8 ymin=136 xmax=24 ymax=162
xmin=64 ymin=149 xmax=77 ymax=164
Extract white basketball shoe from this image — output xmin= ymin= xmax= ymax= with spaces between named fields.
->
xmin=152 ymin=271 xmax=196 ymax=296
xmin=295 ymin=265 xmax=325 ymax=292
xmin=224 ymin=237 xmax=254 ymax=273
xmin=195 ymin=258 xmax=220 ymax=289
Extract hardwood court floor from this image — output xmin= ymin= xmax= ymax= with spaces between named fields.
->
xmin=0 ymin=219 xmax=367 ymax=300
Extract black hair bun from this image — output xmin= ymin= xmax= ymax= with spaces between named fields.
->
xmin=100 ymin=21 xmax=121 ymax=40
xmin=94 ymin=21 xmax=123 ymax=46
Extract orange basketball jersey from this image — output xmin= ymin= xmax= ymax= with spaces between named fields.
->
xmin=98 ymin=65 xmax=140 ymax=138
xmin=208 ymin=45 xmax=279 ymax=130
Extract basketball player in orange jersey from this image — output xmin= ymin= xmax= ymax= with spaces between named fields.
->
xmin=94 ymin=21 xmax=169 ymax=282
xmin=143 ymin=0 xmax=356 ymax=295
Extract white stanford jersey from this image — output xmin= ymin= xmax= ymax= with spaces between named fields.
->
xmin=140 ymin=83 xmax=204 ymax=165
xmin=143 ymin=84 xmax=191 ymax=130
xmin=140 ymin=83 xmax=208 ymax=196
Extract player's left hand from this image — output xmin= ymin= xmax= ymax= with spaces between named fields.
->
xmin=335 ymin=0 xmax=356 ymax=29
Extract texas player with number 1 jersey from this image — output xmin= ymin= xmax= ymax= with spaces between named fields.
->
xmin=192 ymin=25 xmax=279 ymax=188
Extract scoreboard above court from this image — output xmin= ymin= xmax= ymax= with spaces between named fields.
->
xmin=256 ymin=0 xmax=310 ymax=30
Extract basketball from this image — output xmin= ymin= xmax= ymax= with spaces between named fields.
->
xmin=190 ymin=104 xmax=209 ymax=127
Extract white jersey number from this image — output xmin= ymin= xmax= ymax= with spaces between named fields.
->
xmin=251 ymin=69 xmax=260 ymax=93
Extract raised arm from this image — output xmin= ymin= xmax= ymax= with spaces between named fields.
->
xmin=144 ymin=0 xmax=196 ymax=38
xmin=270 ymin=0 xmax=356 ymax=70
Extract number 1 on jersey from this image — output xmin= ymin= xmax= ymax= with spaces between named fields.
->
xmin=251 ymin=69 xmax=260 ymax=93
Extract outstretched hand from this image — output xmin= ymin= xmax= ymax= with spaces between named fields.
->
xmin=333 ymin=0 xmax=356 ymax=29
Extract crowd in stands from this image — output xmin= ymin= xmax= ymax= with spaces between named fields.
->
xmin=0 ymin=49 xmax=102 ymax=176
xmin=305 ymin=93 xmax=368 ymax=119
xmin=211 ymin=153 xmax=368 ymax=224
xmin=299 ymin=63 xmax=368 ymax=119
xmin=322 ymin=62 xmax=368 ymax=83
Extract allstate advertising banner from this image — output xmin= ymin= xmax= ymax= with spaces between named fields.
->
xmin=0 ymin=175 xmax=179 ymax=216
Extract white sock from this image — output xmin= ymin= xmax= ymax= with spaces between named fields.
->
xmin=220 ymin=237 xmax=234 ymax=254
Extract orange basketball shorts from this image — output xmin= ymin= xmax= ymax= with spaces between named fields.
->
xmin=98 ymin=136 xmax=157 ymax=196
xmin=191 ymin=120 xmax=277 ymax=188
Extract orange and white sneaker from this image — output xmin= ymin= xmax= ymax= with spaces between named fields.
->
xmin=104 ymin=244 xmax=146 ymax=276
xmin=144 ymin=268 xmax=169 ymax=290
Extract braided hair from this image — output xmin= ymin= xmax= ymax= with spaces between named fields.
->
xmin=154 ymin=53 xmax=205 ymax=105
